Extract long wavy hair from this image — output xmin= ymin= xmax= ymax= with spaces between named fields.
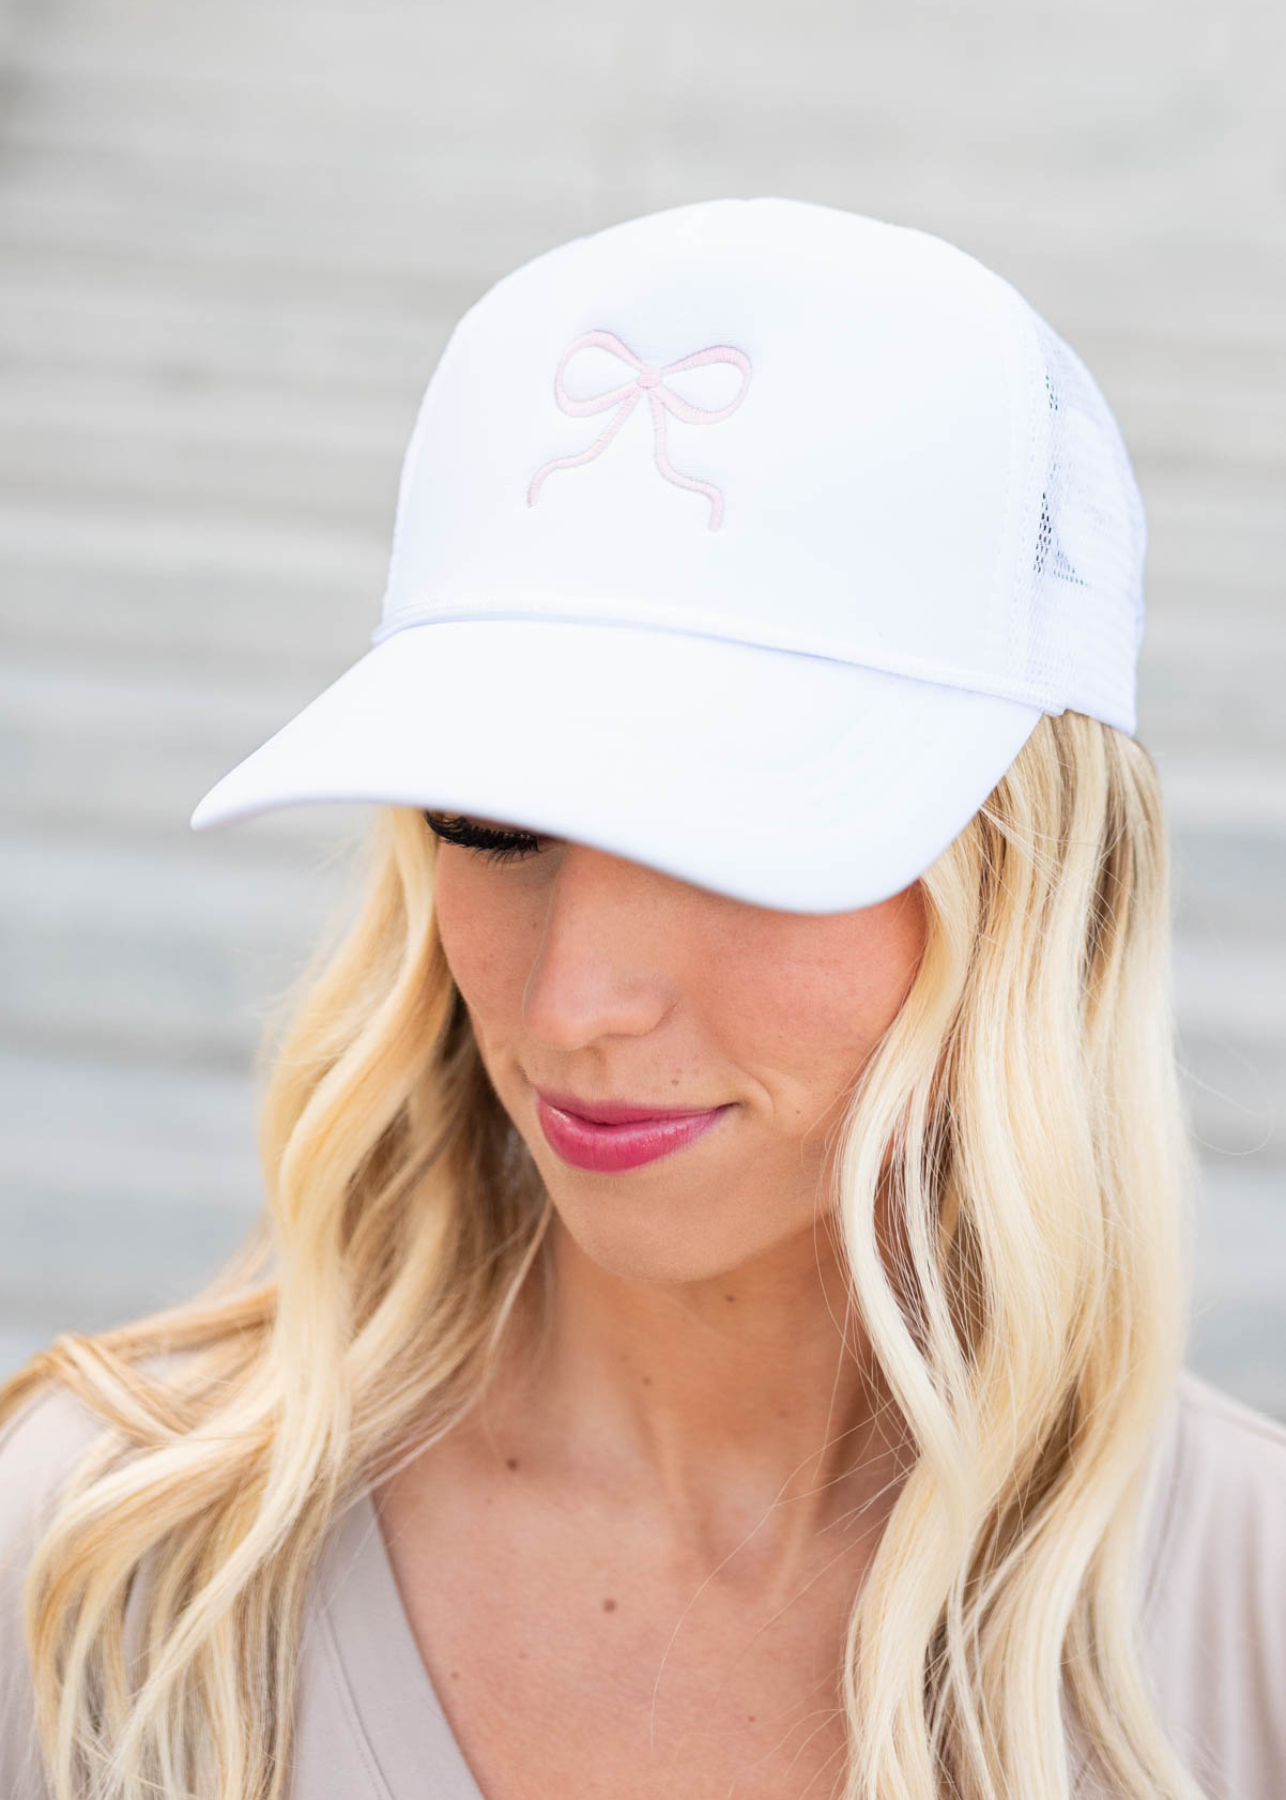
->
xmin=1 ymin=707 xmax=1209 ymax=1800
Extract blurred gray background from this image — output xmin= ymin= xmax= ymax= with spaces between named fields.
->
xmin=1 ymin=0 xmax=1283 ymax=1414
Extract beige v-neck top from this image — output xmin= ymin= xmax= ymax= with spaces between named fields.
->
xmin=2 ymin=1364 xmax=1284 ymax=1799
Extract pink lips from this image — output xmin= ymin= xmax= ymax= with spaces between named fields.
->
xmin=534 ymin=1092 xmax=734 ymax=1173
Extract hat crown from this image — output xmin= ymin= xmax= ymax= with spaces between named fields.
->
xmin=375 ymin=196 xmax=1145 ymax=734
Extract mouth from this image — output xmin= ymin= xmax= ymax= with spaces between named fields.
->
xmin=534 ymin=1086 xmax=728 ymax=1126
xmin=533 ymin=1091 xmax=735 ymax=1173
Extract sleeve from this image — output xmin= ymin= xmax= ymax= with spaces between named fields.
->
xmin=0 ymin=1383 xmax=110 ymax=1800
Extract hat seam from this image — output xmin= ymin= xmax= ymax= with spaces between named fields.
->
xmin=367 ymin=604 xmax=1060 ymax=715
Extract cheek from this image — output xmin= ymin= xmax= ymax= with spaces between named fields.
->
xmin=726 ymin=890 xmax=927 ymax=1076
xmin=840 ymin=894 xmax=928 ymax=1030
xmin=432 ymin=860 xmax=529 ymax=1023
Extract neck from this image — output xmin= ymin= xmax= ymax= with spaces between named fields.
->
xmin=484 ymin=1213 xmax=913 ymax=1576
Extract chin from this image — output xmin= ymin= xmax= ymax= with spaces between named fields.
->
xmin=550 ymin=1195 xmax=775 ymax=1291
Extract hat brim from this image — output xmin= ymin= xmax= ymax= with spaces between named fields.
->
xmin=189 ymin=617 xmax=1045 ymax=914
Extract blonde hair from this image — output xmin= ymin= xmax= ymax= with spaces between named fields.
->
xmin=0 ymin=709 xmax=1210 ymax=1800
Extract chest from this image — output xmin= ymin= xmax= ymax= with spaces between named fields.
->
xmin=375 ymin=1471 xmax=878 ymax=1800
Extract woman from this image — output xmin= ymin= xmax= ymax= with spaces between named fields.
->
xmin=2 ymin=198 xmax=1283 ymax=1800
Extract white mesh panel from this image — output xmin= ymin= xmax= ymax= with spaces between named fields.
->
xmin=1020 ymin=309 xmax=1147 ymax=734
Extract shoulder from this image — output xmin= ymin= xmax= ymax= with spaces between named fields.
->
xmin=0 ymin=1347 xmax=200 ymax=1550
xmin=1138 ymin=1366 xmax=1286 ymax=1800
xmin=0 ymin=1372 xmax=128 ymax=1642
xmin=0 ymin=1350 xmax=197 ymax=1800
xmin=0 ymin=1346 xmax=211 ymax=1565
xmin=1156 ymin=1366 xmax=1286 ymax=1572
xmin=0 ymin=1373 xmax=121 ymax=1800
xmin=0 ymin=1379 xmax=114 ymax=1547
xmin=1174 ymin=1362 xmax=1286 ymax=1465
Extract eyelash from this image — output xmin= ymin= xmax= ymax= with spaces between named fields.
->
xmin=423 ymin=810 xmax=547 ymax=865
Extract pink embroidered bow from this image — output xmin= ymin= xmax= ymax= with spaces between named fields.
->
xmin=526 ymin=329 xmax=752 ymax=530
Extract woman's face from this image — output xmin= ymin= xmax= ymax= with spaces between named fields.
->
xmin=431 ymin=818 xmax=928 ymax=1285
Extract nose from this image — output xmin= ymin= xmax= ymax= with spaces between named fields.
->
xmin=520 ymin=845 xmax=691 ymax=1049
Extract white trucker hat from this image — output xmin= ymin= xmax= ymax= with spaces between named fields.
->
xmin=190 ymin=196 xmax=1147 ymax=914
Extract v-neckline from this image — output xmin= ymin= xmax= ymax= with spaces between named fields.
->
xmin=305 ymin=1383 xmax=1186 ymax=1800
xmin=310 ymin=1486 xmax=488 ymax=1799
